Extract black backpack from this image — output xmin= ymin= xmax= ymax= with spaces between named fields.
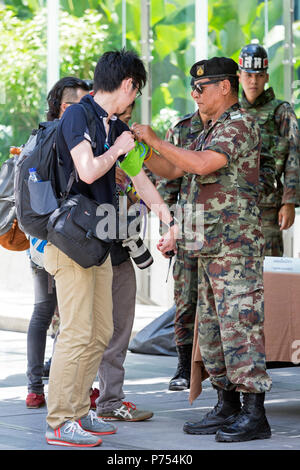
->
xmin=14 ymin=103 xmax=96 ymax=240
xmin=0 ymin=155 xmax=17 ymax=238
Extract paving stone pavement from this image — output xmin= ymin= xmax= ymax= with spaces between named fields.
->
xmin=0 ymin=330 xmax=300 ymax=460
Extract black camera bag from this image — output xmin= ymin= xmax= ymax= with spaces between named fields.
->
xmin=47 ymin=193 xmax=112 ymax=269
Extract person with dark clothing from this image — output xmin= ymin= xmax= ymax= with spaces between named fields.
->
xmin=94 ymin=103 xmax=153 ymax=421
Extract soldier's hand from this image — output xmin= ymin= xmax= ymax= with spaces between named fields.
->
xmin=157 ymin=224 xmax=178 ymax=258
xmin=278 ymin=203 xmax=295 ymax=230
xmin=131 ymin=123 xmax=159 ymax=147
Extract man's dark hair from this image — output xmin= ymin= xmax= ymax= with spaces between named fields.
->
xmin=93 ymin=49 xmax=147 ymax=94
xmin=46 ymin=77 xmax=90 ymax=121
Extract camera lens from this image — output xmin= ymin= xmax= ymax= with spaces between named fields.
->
xmin=122 ymin=236 xmax=153 ymax=269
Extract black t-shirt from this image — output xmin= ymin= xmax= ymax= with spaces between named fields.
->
xmin=56 ymin=93 xmax=128 ymax=205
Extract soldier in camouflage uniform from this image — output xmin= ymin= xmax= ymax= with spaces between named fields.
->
xmin=132 ymin=56 xmax=272 ymax=443
xmin=156 ymin=108 xmax=203 ymax=391
xmin=156 ymin=70 xmax=275 ymax=392
xmin=239 ymin=44 xmax=300 ymax=256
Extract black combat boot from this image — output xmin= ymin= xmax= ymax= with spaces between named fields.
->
xmin=215 ymin=392 xmax=271 ymax=442
xmin=183 ymin=387 xmax=241 ymax=435
xmin=169 ymin=344 xmax=193 ymax=391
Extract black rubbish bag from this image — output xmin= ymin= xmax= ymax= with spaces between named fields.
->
xmin=128 ymin=304 xmax=177 ymax=356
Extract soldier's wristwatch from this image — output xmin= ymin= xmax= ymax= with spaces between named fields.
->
xmin=168 ymin=217 xmax=178 ymax=228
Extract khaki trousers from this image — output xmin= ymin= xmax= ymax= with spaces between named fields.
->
xmin=96 ymin=259 xmax=136 ymax=413
xmin=44 ymin=243 xmax=113 ymax=430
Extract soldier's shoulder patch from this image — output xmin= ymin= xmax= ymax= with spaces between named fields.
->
xmin=230 ymin=110 xmax=243 ymax=121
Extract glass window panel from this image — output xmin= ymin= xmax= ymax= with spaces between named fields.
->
xmin=150 ymin=0 xmax=196 ymax=137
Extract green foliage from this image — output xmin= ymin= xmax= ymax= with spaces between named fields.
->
xmin=2 ymin=0 xmax=45 ymax=19
xmin=0 ymin=4 xmax=112 ymax=166
xmin=0 ymin=7 xmax=47 ymax=165
xmin=59 ymin=10 xmax=109 ymax=78
xmin=60 ymin=0 xmax=99 ymax=17
xmin=151 ymin=107 xmax=180 ymax=139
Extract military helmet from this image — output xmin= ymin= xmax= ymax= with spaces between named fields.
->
xmin=238 ymin=44 xmax=268 ymax=73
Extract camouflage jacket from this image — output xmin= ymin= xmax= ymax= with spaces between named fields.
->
xmin=186 ymin=103 xmax=264 ymax=258
xmin=240 ymin=88 xmax=300 ymax=208
xmin=156 ymin=111 xmax=204 ymax=208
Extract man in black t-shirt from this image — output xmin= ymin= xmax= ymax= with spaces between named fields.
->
xmin=44 ymin=50 xmax=177 ymax=448
xmin=95 ymin=102 xmax=153 ymax=422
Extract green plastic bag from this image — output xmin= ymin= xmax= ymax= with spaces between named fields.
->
xmin=120 ymin=141 xmax=149 ymax=177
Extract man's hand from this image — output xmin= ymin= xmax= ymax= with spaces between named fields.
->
xmin=113 ymin=131 xmax=135 ymax=156
xmin=278 ymin=203 xmax=295 ymax=230
xmin=131 ymin=123 xmax=160 ymax=148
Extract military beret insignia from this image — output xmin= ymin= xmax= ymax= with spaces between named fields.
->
xmin=197 ymin=65 xmax=204 ymax=76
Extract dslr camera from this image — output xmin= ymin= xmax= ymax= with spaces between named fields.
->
xmin=122 ymin=235 xmax=153 ymax=270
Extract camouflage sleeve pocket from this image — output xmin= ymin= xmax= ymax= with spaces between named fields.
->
xmin=195 ymin=173 xmax=219 ymax=184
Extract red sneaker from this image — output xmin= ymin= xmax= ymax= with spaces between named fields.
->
xmin=90 ymin=388 xmax=100 ymax=410
xmin=26 ymin=393 xmax=46 ymax=409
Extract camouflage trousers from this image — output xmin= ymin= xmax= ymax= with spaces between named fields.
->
xmin=173 ymin=246 xmax=198 ymax=347
xmin=261 ymin=206 xmax=283 ymax=256
xmin=197 ymin=255 xmax=272 ymax=393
